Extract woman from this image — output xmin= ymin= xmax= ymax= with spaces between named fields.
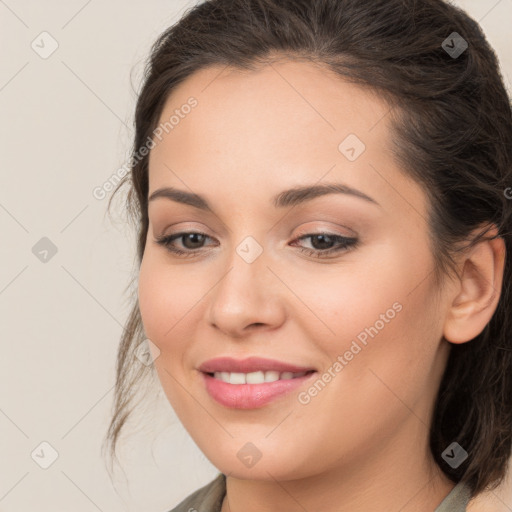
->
xmin=105 ymin=0 xmax=512 ymax=510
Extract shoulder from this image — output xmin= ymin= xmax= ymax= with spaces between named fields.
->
xmin=165 ymin=473 xmax=226 ymax=512
xmin=435 ymin=480 xmax=472 ymax=512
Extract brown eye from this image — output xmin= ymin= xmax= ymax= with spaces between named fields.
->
xmin=290 ymin=233 xmax=358 ymax=259
xmin=180 ymin=232 xmax=208 ymax=249
xmin=308 ymin=234 xmax=336 ymax=250
xmin=154 ymin=231 xmax=216 ymax=257
xmin=154 ymin=231 xmax=358 ymax=259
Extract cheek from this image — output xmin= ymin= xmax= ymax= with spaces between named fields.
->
xmin=316 ymin=246 xmax=442 ymax=413
xmin=137 ymin=250 xmax=206 ymax=413
xmin=286 ymin=247 xmax=421 ymax=340
xmin=137 ymin=249 xmax=206 ymax=353
xmin=297 ymin=237 xmax=440 ymax=375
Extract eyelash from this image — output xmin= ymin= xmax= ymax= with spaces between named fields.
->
xmin=154 ymin=231 xmax=358 ymax=259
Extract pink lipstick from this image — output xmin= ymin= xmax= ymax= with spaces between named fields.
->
xmin=198 ymin=356 xmax=317 ymax=409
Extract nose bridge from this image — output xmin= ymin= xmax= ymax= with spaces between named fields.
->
xmin=206 ymin=232 xmax=286 ymax=335
xmin=215 ymin=233 xmax=271 ymax=308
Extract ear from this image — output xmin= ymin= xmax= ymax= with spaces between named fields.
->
xmin=443 ymin=224 xmax=506 ymax=344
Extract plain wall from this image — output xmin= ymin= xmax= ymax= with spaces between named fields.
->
xmin=1 ymin=1 xmax=511 ymax=510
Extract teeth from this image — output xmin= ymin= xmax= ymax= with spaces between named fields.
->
xmin=246 ymin=371 xmax=265 ymax=384
xmin=212 ymin=370 xmax=309 ymax=384
xmin=229 ymin=372 xmax=246 ymax=384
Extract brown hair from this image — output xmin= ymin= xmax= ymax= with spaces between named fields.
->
xmin=104 ymin=0 xmax=512 ymax=498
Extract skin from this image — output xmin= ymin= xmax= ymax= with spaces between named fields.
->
xmin=137 ymin=60 xmax=505 ymax=512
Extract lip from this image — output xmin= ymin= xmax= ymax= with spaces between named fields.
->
xmin=201 ymin=371 xmax=317 ymax=409
xmin=197 ymin=356 xmax=318 ymax=409
xmin=198 ymin=356 xmax=316 ymax=374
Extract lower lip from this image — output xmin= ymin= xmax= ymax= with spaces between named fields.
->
xmin=201 ymin=371 xmax=317 ymax=409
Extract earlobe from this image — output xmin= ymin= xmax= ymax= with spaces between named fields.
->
xmin=442 ymin=225 xmax=506 ymax=344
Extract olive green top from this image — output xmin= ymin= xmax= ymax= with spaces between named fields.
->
xmin=167 ymin=473 xmax=472 ymax=512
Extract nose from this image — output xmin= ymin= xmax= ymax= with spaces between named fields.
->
xmin=206 ymin=244 xmax=287 ymax=339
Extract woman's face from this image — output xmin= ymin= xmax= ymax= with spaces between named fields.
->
xmin=138 ymin=60 xmax=454 ymax=480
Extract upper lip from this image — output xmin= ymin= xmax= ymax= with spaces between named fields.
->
xmin=198 ymin=356 xmax=316 ymax=374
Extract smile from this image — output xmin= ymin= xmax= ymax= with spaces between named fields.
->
xmin=201 ymin=370 xmax=317 ymax=409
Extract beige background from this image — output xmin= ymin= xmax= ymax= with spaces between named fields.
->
xmin=0 ymin=1 xmax=511 ymax=511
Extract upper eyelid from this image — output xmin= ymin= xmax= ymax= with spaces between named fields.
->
xmin=152 ymin=217 xmax=361 ymax=247
xmin=148 ymin=200 xmax=375 ymax=236
xmin=155 ymin=218 xmax=357 ymax=235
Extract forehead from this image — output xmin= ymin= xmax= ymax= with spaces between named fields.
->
xmin=148 ymin=60 xmax=427 ymax=222
xmin=152 ymin=59 xmax=391 ymax=159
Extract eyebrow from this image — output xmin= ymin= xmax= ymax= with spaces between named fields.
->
xmin=148 ymin=182 xmax=380 ymax=210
